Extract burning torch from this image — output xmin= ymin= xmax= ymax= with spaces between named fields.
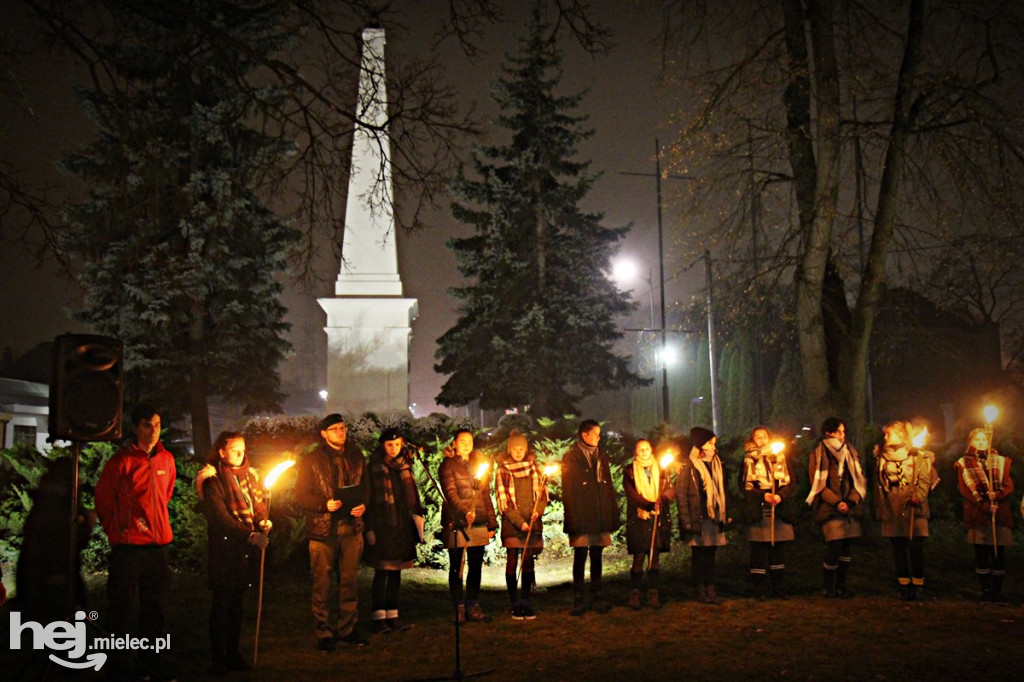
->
xmin=253 ymin=458 xmax=295 ymax=666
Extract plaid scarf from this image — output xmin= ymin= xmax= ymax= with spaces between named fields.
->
xmin=216 ymin=459 xmax=261 ymax=531
xmin=877 ymin=446 xmax=912 ymax=492
xmin=371 ymin=450 xmax=421 ymax=528
xmin=496 ymin=456 xmax=541 ymax=514
xmin=959 ymin=449 xmax=1006 ymax=503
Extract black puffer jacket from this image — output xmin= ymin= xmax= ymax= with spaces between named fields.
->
xmin=439 ymin=452 xmax=497 ymax=545
xmin=294 ymin=441 xmax=368 ymax=541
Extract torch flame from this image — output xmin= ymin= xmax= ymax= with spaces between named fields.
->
xmin=770 ymin=441 xmax=785 ymax=455
xmin=264 ymin=459 xmax=296 ymax=489
xmin=912 ymin=426 xmax=929 ymax=449
xmin=659 ymin=453 xmax=675 ymax=469
xmin=983 ymin=405 xmax=998 ymax=424
xmin=543 ymin=464 xmax=559 ymax=477
xmin=474 ymin=461 xmax=490 ymax=480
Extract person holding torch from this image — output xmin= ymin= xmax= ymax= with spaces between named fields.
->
xmin=873 ymin=421 xmax=938 ymax=601
xmin=740 ymin=427 xmax=796 ymax=600
xmin=440 ymin=428 xmax=498 ymax=623
xmin=955 ymin=418 xmax=1013 ymax=604
xmin=495 ymin=429 xmax=549 ymax=620
xmin=197 ymin=431 xmax=268 ymax=676
xmin=623 ymin=438 xmax=674 ymax=609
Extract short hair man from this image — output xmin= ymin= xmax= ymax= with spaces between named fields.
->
xmin=294 ymin=414 xmax=369 ymax=650
xmin=94 ymin=404 xmax=175 ymax=679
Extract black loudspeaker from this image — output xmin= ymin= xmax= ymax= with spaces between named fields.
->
xmin=49 ymin=334 xmax=124 ymax=441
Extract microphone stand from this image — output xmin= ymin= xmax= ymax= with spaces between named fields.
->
xmin=409 ymin=448 xmax=491 ymax=682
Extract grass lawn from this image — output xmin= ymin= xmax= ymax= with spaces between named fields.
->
xmin=5 ymin=520 xmax=1022 ymax=681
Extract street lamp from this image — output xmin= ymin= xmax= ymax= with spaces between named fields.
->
xmin=690 ymin=396 xmax=704 ymax=429
xmin=613 ymin=257 xmax=665 ymax=423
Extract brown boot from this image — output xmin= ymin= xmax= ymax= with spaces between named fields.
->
xmin=647 ymin=588 xmax=662 ymax=610
xmin=628 ymin=589 xmax=641 ymax=610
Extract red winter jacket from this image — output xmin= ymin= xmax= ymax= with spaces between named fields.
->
xmin=95 ymin=440 xmax=176 ymax=546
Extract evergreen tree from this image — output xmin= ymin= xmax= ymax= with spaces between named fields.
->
xmin=59 ymin=0 xmax=299 ymax=454
xmin=434 ymin=7 xmax=643 ymax=417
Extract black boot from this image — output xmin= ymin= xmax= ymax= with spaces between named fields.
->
xmin=570 ymin=585 xmax=587 ymax=616
xmin=750 ymin=571 xmax=767 ymax=601
xmin=770 ymin=568 xmax=787 ymax=599
xmin=897 ymin=580 xmax=911 ymax=601
xmin=835 ymin=560 xmax=853 ymax=598
xmin=977 ymin=572 xmax=992 ymax=603
xmin=506 ymin=573 xmax=522 ymax=619
xmin=822 ymin=567 xmax=837 ymax=598
xmin=591 ymin=581 xmax=612 ymax=614
xmin=647 ymin=570 xmax=662 ymax=609
xmin=991 ymin=574 xmax=1009 ymax=605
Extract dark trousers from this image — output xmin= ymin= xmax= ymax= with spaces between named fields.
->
xmin=448 ymin=546 xmax=485 ymax=604
xmin=572 ymin=546 xmax=604 ymax=591
xmin=889 ymin=537 xmax=925 ymax=580
xmin=209 ymin=588 xmax=245 ymax=664
xmin=371 ymin=569 xmax=402 ymax=612
xmin=691 ymin=546 xmax=718 ymax=585
xmin=106 ymin=544 xmax=170 ymax=670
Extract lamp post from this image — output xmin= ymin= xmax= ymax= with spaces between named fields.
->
xmin=690 ymin=396 xmax=704 ymax=429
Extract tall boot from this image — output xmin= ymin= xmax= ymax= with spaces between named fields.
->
xmin=647 ymin=569 xmax=662 ymax=609
xmin=835 ymin=559 xmax=853 ymax=598
xmin=750 ymin=570 xmax=767 ymax=601
xmin=897 ymin=578 xmax=911 ymax=601
xmin=694 ymin=583 xmax=708 ymax=604
xmin=770 ymin=567 xmax=787 ymax=599
xmin=977 ymin=571 xmax=992 ymax=603
xmin=822 ymin=567 xmax=837 ymax=598
xmin=910 ymin=577 xmax=924 ymax=602
xmin=705 ymin=584 xmax=722 ymax=605
xmin=991 ymin=573 xmax=1009 ymax=605
xmin=506 ymin=573 xmax=523 ymax=620
xmin=521 ymin=571 xmax=537 ymax=620
xmin=570 ymin=585 xmax=587 ymax=617
xmin=591 ymin=580 xmax=612 ymax=614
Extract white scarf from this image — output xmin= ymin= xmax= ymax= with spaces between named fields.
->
xmin=689 ymin=447 xmax=726 ymax=521
xmin=806 ymin=438 xmax=867 ymax=504
xmin=632 ymin=452 xmax=660 ymax=519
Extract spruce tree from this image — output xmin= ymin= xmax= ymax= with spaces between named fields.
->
xmin=435 ymin=7 xmax=643 ymax=418
xmin=59 ymin=1 xmax=299 ymax=454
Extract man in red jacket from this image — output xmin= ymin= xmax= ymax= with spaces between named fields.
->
xmin=95 ymin=403 xmax=176 ymax=680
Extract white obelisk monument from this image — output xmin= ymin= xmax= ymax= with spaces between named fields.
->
xmin=319 ymin=25 xmax=418 ymax=415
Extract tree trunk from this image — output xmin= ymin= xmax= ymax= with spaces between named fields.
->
xmin=787 ymin=0 xmax=842 ymax=422
xmin=841 ymin=0 xmax=925 ymax=441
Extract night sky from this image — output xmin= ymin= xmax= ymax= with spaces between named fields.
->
xmin=0 ymin=2 xmax=700 ymax=417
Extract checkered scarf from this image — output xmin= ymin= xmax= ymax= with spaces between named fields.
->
xmin=216 ymin=460 xmax=261 ymax=531
xmin=959 ymin=449 xmax=1006 ymax=503
xmin=496 ymin=456 xmax=541 ymax=514
xmin=371 ymin=450 xmax=421 ymax=528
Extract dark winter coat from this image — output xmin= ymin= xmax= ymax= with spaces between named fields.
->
xmin=201 ymin=461 xmax=266 ymax=590
xmin=294 ymin=441 xmax=368 ymax=541
xmin=496 ymin=455 xmax=548 ymax=546
xmin=439 ymin=452 xmax=498 ymax=546
xmin=807 ymin=441 xmax=865 ymax=524
xmin=675 ymin=458 xmax=729 ymax=536
xmin=561 ymin=441 xmax=621 ymax=536
xmin=364 ymin=449 xmax=425 ymax=565
xmin=623 ymin=464 xmax=672 ymax=554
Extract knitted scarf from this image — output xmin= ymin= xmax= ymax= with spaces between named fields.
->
xmin=496 ymin=456 xmax=541 ymax=514
xmin=632 ymin=450 xmax=661 ymax=520
xmin=806 ymin=438 xmax=867 ymax=504
xmin=877 ymin=446 xmax=912 ymax=493
xmin=743 ymin=446 xmax=790 ymax=490
xmin=371 ymin=451 xmax=421 ymax=528
xmin=577 ymin=440 xmax=605 ymax=482
xmin=217 ymin=459 xmax=260 ymax=531
xmin=959 ymin=449 xmax=1006 ymax=503
xmin=689 ymin=447 xmax=726 ymax=521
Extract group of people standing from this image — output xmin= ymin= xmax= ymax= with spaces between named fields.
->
xmin=88 ymin=406 xmax=1015 ymax=679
